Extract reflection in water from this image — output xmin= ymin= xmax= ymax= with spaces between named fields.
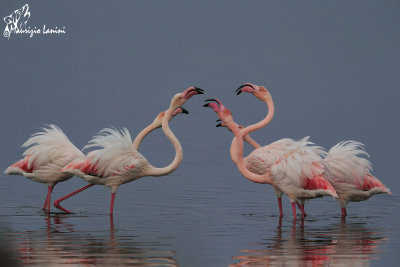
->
xmin=231 ymin=218 xmax=387 ymax=266
xmin=7 ymin=214 xmax=178 ymax=266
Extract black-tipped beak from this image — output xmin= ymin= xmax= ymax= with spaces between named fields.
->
xmin=235 ymin=86 xmax=244 ymax=95
xmin=235 ymin=84 xmax=255 ymax=95
xmin=216 ymin=119 xmax=221 ymax=122
xmin=194 ymin=87 xmax=204 ymax=94
xmin=203 ymin=103 xmax=210 ymax=107
xmin=216 ymin=123 xmax=222 ymax=127
xmin=181 ymin=108 xmax=189 ymax=114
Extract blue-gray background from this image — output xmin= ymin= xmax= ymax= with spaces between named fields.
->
xmin=0 ymin=1 xmax=399 ymax=266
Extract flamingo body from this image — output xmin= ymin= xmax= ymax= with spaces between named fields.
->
xmin=324 ymin=141 xmax=390 ymax=212
xmin=62 ymin=128 xmax=150 ymax=192
xmin=4 ymin=125 xmax=84 ymax=212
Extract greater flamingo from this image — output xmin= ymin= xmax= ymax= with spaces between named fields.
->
xmin=53 ymin=107 xmax=189 ymax=213
xmin=204 ymin=98 xmax=338 ymax=219
xmin=209 ymin=83 xmax=318 ymax=217
xmin=234 ymin=83 xmax=391 ymax=217
xmin=61 ymin=87 xmax=204 ymax=215
xmin=4 ymin=125 xmax=84 ymax=213
xmin=324 ymin=141 xmax=391 ymax=216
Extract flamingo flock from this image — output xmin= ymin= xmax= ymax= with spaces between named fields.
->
xmin=5 ymin=84 xmax=390 ymax=218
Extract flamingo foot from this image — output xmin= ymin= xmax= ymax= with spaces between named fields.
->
xmin=54 ymin=200 xmax=72 ymax=213
xmin=53 ymin=184 xmax=95 ymax=214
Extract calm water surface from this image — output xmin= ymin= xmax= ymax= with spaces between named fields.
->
xmin=0 ymin=169 xmax=398 ymax=266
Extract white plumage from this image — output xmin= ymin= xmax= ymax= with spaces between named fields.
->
xmin=5 ymin=124 xmax=83 ymax=184
xmin=325 ymin=141 xmax=371 ymax=186
xmin=63 ymin=128 xmax=149 ymax=189
xmin=4 ymin=124 xmax=84 ymax=212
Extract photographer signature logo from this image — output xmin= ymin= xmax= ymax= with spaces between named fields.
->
xmin=3 ymin=4 xmax=66 ymax=39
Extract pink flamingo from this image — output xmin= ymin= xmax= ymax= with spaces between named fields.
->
xmin=204 ymin=98 xmax=338 ymax=219
xmin=210 ymin=83 xmax=318 ymax=217
xmin=53 ymin=107 xmax=189 ymax=213
xmin=233 ymin=83 xmax=391 ymax=217
xmin=4 ymin=125 xmax=84 ymax=213
xmin=324 ymin=141 xmax=391 ymax=216
xmin=61 ymin=87 xmax=204 ymax=215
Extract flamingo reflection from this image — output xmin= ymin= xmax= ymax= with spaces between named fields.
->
xmin=10 ymin=214 xmax=179 ymax=266
xmin=231 ymin=218 xmax=386 ymax=266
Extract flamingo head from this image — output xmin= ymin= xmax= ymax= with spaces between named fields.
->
xmin=236 ymin=83 xmax=271 ymax=102
xmin=154 ymin=107 xmax=189 ymax=127
xmin=169 ymin=87 xmax=204 ymax=109
xmin=203 ymin=98 xmax=236 ymax=128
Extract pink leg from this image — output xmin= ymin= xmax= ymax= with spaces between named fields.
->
xmin=341 ymin=208 xmax=347 ymax=217
xmin=110 ymin=193 xmax=116 ymax=215
xmin=296 ymin=202 xmax=307 ymax=217
xmin=292 ymin=202 xmax=297 ymax=219
xmin=278 ymin=197 xmax=283 ymax=217
xmin=54 ymin=184 xmax=95 ymax=213
xmin=45 ymin=186 xmax=53 ymax=213
xmin=42 ymin=193 xmax=49 ymax=211
xmin=300 ymin=204 xmax=305 ymax=219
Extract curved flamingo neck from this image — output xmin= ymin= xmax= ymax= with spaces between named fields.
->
xmin=241 ymin=96 xmax=274 ymax=137
xmin=228 ymin=121 xmax=271 ymax=184
xmin=146 ymin=109 xmax=183 ymax=177
xmin=244 ymin=134 xmax=261 ymax=149
xmin=132 ymin=122 xmax=158 ymax=150
xmin=229 ymin=135 xmax=260 ymax=164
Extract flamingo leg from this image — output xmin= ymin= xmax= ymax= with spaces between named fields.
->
xmin=300 ymin=204 xmax=305 ymax=219
xmin=341 ymin=208 xmax=347 ymax=217
xmin=54 ymin=184 xmax=95 ymax=213
xmin=296 ymin=201 xmax=308 ymax=217
xmin=278 ymin=197 xmax=283 ymax=217
xmin=110 ymin=193 xmax=116 ymax=215
xmin=42 ymin=193 xmax=49 ymax=211
xmin=292 ymin=202 xmax=297 ymax=219
xmin=45 ymin=186 xmax=53 ymax=213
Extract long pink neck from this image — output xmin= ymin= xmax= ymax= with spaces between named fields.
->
xmin=242 ymin=96 xmax=274 ymax=136
xmin=229 ymin=95 xmax=272 ymax=164
xmin=146 ymin=109 xmax=183 ymax=177
xmin=230 ymin=135 xmax=261 ymax=164
xmin=229 ymin=122 xmax=271 ymax=184
xmin=132 ymin=122 xmax=158 ymax=150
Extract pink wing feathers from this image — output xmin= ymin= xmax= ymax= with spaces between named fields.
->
xmin=5 ymin=125 xmax=83 ymax=181
xmin=62 ymin=128 xmax=147 ymax=180
xmin=271 ymin=138 xmax=337 ymax=197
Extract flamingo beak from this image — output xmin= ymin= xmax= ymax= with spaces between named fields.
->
xmin=181 ymin=108 xmax=189 ymax=114
xmin=235 ymin=83 xmax=256 ymax=95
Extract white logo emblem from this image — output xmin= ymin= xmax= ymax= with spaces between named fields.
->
xmin=3 ymin=4 xmax=30 ymax=39
xmin=3 ymin=4 xmax=66 ymax=39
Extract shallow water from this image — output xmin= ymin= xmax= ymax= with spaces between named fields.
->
xmin=0 ymin=172 xmax=398 ymax=266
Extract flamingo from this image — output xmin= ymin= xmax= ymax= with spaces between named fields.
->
xmin=61 ymin=87 xmax=204 ymax=215
xmin=4 ymin=125 xmax=84 ymax=213
xmin=53 ymin=107 xmax=189 ymax=213
xmin=324 ymin=141 xmax=391 ymax=216
xmin=234 ymin=83 xmax=391 ymax=217
xmin=204 ymin=98 xmax=338 ymax=219
xmin=209 ymin=83 xmax=318 ymax=217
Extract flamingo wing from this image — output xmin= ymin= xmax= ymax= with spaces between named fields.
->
xmin=5 ymin=124 xmax=83 ymax=180
xmin=62 ymin=128 xmax=147 ymax=180
xmin=325 ymin=141 xmax=372 ymax=187
xmin=245 ymin=138 xmax=299 ymax=174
